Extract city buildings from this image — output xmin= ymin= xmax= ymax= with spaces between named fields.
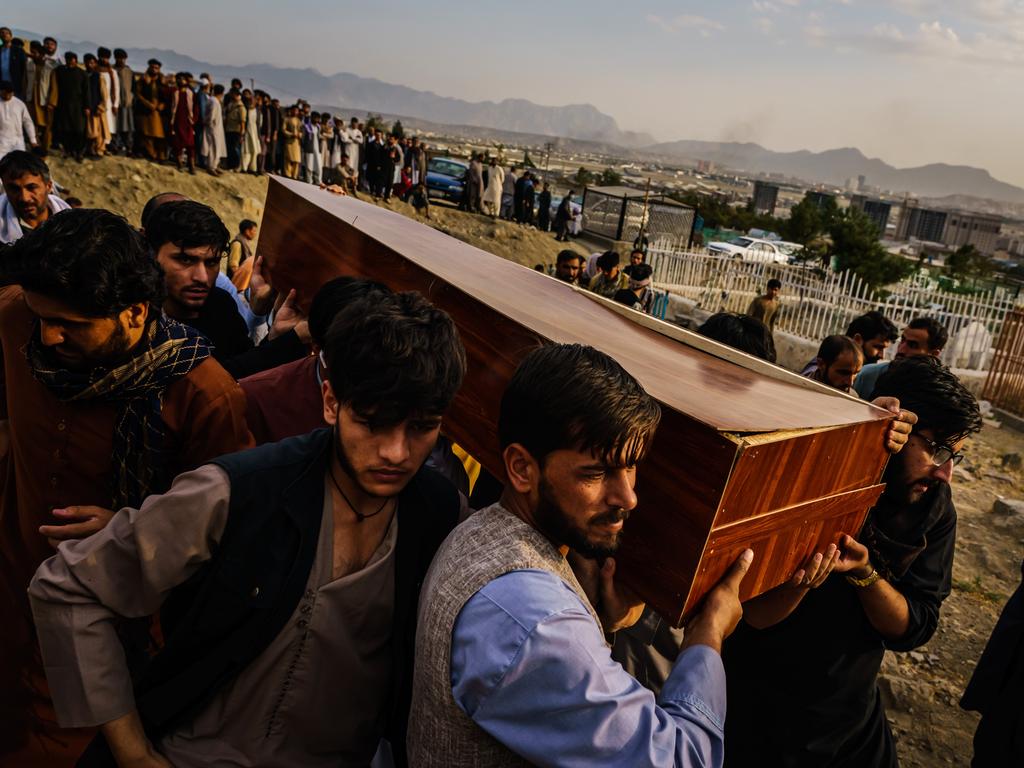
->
xmin=752 ymin=181 xmax=779 ymax=216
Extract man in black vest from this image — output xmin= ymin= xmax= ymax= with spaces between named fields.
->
xmin=29 ymin=290 xmax=467 ymax=767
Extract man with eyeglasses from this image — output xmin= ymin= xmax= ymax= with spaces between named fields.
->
xmin=723 ymin=354 xmax=981 ymax=768
xmin=854 ymin=316 xmax=948 ymax=399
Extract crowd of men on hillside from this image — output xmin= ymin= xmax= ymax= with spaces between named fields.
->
xmin=0 ymin=28 xmax=584 ymax=237
xmin=0 ymin=26 xmax=1022 ymax=768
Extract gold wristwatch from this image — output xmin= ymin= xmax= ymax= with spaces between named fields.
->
xmin=846 ymin=567 xmax=881 ymax=588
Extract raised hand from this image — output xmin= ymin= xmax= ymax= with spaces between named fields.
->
xmin=872 ymin=396 xmax=918 ymax=454
xmin=684 ymin=549 xmax=754 ymax=653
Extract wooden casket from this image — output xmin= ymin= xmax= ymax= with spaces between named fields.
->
xmin=257 ymin=177 xmax=893 ymax=626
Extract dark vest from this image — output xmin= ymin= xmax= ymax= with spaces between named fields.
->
xmin=79 ymin=428 xmax=459 ymax=767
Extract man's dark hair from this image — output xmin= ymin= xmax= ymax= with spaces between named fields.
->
xmin=83 ymin=54 xmax=96 ymax=64
xmin=309 ymin=276 xmax=390 ymax=348
xmin=815 ymin=335 xmax=863 ymax=366
xmin=44 ymin=36 xmax=57 ymax=46
xmin=97 ymin=46 xmax=111 ymax=59
xmin=324 ymin=291 xmax=465 ymax=424
xmin=140 ymin=191 xmax=186 ymax=230
xmin=0 ymin=150 xmax=51 ymax=183
xmin=1 ymin=208 xmax=164 ymax=316
xmin=846 ymin=310 xmax=898 ymax=343
xmin=213 ymin=84 xmax=225 ymax=96
xmin=767 ymin=278 xmax=782 ymax=291
xmin=556 ymin=249 xmax=580 ymax=266
xmin=499 ymin=344 xmax=661 ymax=468
xmin=697 ymin=312 xmax=776 ymax=363
xmin=238 ymin=219 xmax=257 ymax=234
xmin=114 ymin=48 xmax=127 ymax=59
xmin=64 ymin=52 xmax=77 ymax=64
xmin=144 ymin=200 xmax=229 ymax=254
xmin=597 ymin=250 xmax=619 ymax=272
xmin=908 ymin=316 xmax=949 ymax=351
xmin=148 ymin=58 xmax=161 ymax=67
xmin=873 ymin=355 xmax=981 ymax=444
xmin=629 ymin=263 xmax=653 ymax=282
xmin=630 ymin=248 xmax=645 ymax=260
xmin=0 ymin=80 xmax=12 ymax=93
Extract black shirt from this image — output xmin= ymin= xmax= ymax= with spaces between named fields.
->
xmin=722 ymin=483 xmax=957 ymax=768
xmin=185 ymin=287 xmax=307 ymax=380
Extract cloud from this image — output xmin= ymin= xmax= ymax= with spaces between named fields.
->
xmin=646 ymin=14 xmax=726 ymax=36
xmin=755 ymin=16 xmax=776 ymax=33
xmin=752 ymin=1 xmax=782 ymax=12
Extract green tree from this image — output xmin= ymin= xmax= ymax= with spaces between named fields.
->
xmin=945 ymin=244 xmax=993 ymax=282
xmin=391 ymin=119 xmax=405 ymax=139
xmin=522 ymin=151 xmax=538 ymax=168
xmin=599 ymin=167 xmax=623 ymax=186
xmin=573 ymin=167 xmax=593 ymax=187
xmin=829 ymin=208 xmax=914 ymax=290
xmin=364 ymin=113 xmax=387 ymax=132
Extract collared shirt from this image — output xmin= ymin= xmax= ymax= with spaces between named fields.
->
xmin=451 ymin=568 xmax=727 ymax=767
xmin=853 ymin=359 xmax=891 ymax=399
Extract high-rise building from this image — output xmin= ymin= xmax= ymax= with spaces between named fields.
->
xmin=805 ymin=191 xmax=836 ymax=210
xmin=896 ymin=203 xmax=1002 ymax=255
xmin=752 ymin=181 xmax=779 ymax=216
xmin=857 ymin=175 xmax=867 ymax=192
xmin=850 ymin=194 xmax=893 ymax=237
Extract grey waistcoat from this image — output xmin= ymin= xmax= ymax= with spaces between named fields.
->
xmin=406 ymin=503 xmax=602 ymax=767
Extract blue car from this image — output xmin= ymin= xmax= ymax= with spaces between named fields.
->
xmin=426 ymin=157 xmax=468 ymax=203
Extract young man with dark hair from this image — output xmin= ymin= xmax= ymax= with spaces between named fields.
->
xmin=144 ymin=199 xmax=309 ymax=379
xmin=112 ymin=49 xmax=134 ymax=155
xmin=847 ymin=310 xmax=899 ymax=364
xmin=746 ymin=278 xmax=782 ymax=332
xmin=724 ymin=354 xmax=982 ymax=767
xmin=0 ymin=208 xmax=251 ymax=765
xmin=241 ymin=276 xmax=390 ymax=444
xmin=0 ymin=150 xmax=70 ymax=242
xmin=224 ymin=218 xmax=257 ymax=279
xmin=587 ymin=250 xmax=629 ymax=298
xmin=854 ymin=315 xmax=948 ymax=399
xmin=553 ymin=248 xmax=582 ymax=284
xmin=29 ymin=290 xmax=466 ymax=768
xmin=613 ymin=262 xmax=655 ymax=313
xmin=697 ymin=311 xmax=777 ymax=363
xmin=804 ymin=334 xmax=864 ymax=394
xmin=623 ymin=247 xmax=646 ymax=277
xmin=0 ymin=27 xmax=28 ymax=100
xmin=408 ymin=343 xmax=755 ymax=766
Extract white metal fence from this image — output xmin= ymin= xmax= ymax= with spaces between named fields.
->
xmin=646 ymin=243 xmax=1021 ymax=371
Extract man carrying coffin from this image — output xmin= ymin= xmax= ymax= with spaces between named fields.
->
xmin=408 ymin=343 xmax=754 ymax=767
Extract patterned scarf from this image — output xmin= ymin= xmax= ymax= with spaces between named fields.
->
xmin=27 ymin=315 xmax=212 ymax=509
xmin=859 ymin=482 xmax=952 ymax=581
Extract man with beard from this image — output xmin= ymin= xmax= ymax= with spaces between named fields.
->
xmin=0 ymin=151 xmax=70 ymax=243
xmin=553 ymin=248 xmax=583 ymax=285
xmin=723 ymin=354 xmax=982 ymax=767
xmin=803 ymin=334 xmax=865 ymax=395
xmin=0 ymin=208 xmax=251 ymax=764
xmin=408 ymin=343 xmax=754 ymax=766
xmin=854 ymin=315 xmax=947 ymax=399
xmin=29 ymin=290 xmax=465 ymax=767
xmin=145 ymin=199 xmax=309 ymax=379
xmin=801 ymin=310 xmax=898 ymax=377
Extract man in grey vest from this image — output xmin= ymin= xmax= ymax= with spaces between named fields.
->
xmin=408 ymin=343 xmax=753 ymax=767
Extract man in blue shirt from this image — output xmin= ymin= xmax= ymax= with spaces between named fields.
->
xmin=408 ymin=343 xmax=753 ymax=767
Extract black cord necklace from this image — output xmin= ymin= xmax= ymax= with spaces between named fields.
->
xmin=327 ymin=463 xmax=390 ymax=523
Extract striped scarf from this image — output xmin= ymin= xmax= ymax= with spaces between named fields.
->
xmin=27 ymin=315 xmax=212 ymax=509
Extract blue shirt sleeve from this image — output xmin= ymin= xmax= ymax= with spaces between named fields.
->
xmin=451 ymin=569 xmax=726 ymax=768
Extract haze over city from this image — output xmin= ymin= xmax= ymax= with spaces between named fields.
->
xmin=6 ymin=0 xmax=1023 ymax=185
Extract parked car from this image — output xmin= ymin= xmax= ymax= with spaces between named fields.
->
xmin=426 ymin=157 xmax=469 ymax=203
xmin=707 ymin=236 xmax=791 ymax=264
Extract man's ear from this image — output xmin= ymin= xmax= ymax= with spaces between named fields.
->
xmin=322 ymin=379 xmax=340 ymax=426
xmin=503 ymin=443 xmax=539 ymax=494
xmin=124 ymin=302 xmax=148 ymax=329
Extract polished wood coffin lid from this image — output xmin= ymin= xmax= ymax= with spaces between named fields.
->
xmin=258 ymin=177 xmax=893 ymax=624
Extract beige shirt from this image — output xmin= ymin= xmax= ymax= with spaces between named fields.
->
xmin=30 ymin=464 xmax=398 ymax=768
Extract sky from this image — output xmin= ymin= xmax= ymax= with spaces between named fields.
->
xmin=6 ymin=1 xmax=1024 ymax=184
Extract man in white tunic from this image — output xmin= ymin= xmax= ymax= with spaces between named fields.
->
xmin=0 ymin=80 xmax=36 ymax=160
xmin=482 ymin=157 xmax=504 ymax=217
xmin=203 ymin=83 xmax=226 ymax=174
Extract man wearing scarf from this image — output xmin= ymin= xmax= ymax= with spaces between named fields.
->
xmin=0 ymin=208 xmax=252 ymax=765
xmin=722 ymin=355 xmax=982 ymax=767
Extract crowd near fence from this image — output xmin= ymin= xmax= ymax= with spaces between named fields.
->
xmin=983 ymin=309 xmax=1024 ymax=417
xmin=646 ymin=238 xmax=1021 ymax=373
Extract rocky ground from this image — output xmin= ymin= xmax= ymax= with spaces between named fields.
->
xmin=42 ymin=152 xmax=1024 ymax=766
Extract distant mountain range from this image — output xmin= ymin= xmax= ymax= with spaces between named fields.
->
xmin=646 ymin=141 xmax=1024 ymax=205
xmin=16 ymin=29 xmax=1024 ymax=205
